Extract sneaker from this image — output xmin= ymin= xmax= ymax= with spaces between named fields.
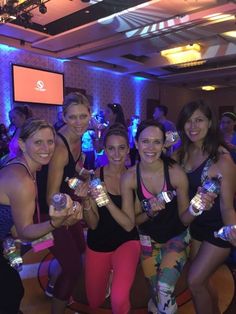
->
xmin=148 ymin=298 xmax=158 ymax=314
xmin=45 ymin=282 xmax=54 ymax=298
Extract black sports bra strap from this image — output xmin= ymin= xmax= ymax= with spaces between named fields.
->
xmin=163 ymin=162 xmax=173 ymax=190
xmin=136 ymin=163 xmax=144 ymax=201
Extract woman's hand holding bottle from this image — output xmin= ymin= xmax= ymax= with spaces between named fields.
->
xmin=89 ymin=179 xmax=110 ymax=207
xmin=49 ymin=193 xmax=83 ymax=228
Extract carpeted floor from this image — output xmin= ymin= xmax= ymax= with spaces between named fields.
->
xmin=19 ymin=248 xmax=236 ymax=314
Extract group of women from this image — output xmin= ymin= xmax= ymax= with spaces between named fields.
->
xmin=0 ymin=93 xmax=236 ymax=314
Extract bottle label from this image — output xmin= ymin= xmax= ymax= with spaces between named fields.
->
xmin=139 ymin=234 xmax=152 ymax=255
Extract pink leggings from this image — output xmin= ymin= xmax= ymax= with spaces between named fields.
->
xmin=85 ymin=240 xmax=141 ymax=314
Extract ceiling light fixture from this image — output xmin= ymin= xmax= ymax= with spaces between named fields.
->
xmin=203 ymin=13 xmax=234 ymax=23
xmin=222 ymin=30 xmax=236 ymax=38
xmin=0 ymin=0 xmax=48 ymax=23
xmin=38 ymin=1 xmax=47 ymax=14
xmin=201 ymin=85 xmax=216 ymax=91
xmin=161 ymin=43 xmax=202 ymax=65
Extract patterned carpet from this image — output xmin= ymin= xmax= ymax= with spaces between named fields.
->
xmin=19 ymin=248 xmax=236 ymax=314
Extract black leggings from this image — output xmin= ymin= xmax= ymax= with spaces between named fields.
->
xmin=0 ymin=254 xmax=24 ymax=314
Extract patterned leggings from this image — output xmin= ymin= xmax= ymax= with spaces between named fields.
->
xmin=141 ymin=229 xmax=190 ymax=314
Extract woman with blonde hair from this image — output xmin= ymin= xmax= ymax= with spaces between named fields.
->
xmin=47 ymin=92 xmax=91 ymax=314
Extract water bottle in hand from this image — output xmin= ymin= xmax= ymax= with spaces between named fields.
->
xmin=141 ymin=190 xmax=176 ymax=213
xmin=190 ymin=174 xmax=222 ymax=211
xmin=89 ymin=177 xmax=109 ymax=207
xmin=65 ymin=177 xmax=83 ymax=190
xmin=3 ymin=237 xmax=23 ymax=272
xmin=165 ymin=131 xmax=179 ymax=143
xmin=214 ymin=225 xmax=236 ymax=241
xmin=51 ymin=193 xmax=67 ymax=211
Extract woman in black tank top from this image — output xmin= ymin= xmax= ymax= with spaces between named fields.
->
xmin=83 ymin=125 xmax=140 ymax=314
xmin=176 ymin=100 xmax=236 ymax=314
xmin=47 ymin=92 xmax=91 ymax=314
xmin=117 ymin=120 xmax=195 ymax=314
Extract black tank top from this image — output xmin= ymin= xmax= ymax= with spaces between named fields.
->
xmin=136 ymin=162 xmax=186 ymax=243
xmin=57 ymin=133 xmax=82 ymax=198
xmin=87 ymin=167 xmax=139 ymax=252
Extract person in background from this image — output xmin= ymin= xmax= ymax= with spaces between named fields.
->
xmin=82 ymin=129 xmax=96 ymax=170
xmin=220 ymin=111 xmax=236 ymax=163
xmin=47 ymin=92 xmax=91 ymax=314
xmin=95 ymin=103 xmax=127 ymax=168
xmin=105 ymin=103 xmax=127 ymax=128
xmin=175 ymin=100 xmax=236 ymax=314
xmin=153 ymin=104 xmax=176 ymax=133
xmin=0 ymin=123 xmax=10 ymax=159
xmin=153 ymin=104 xmax=180 ymax=155
xmin=83 ymin=124 xmax=140 ymax=314
xmin=0 ymin=118 xmax=81 ymax=314
xmin=128 ymin=115 xmax=140 ymax=166
xmin=54 ymin=111 xmax=65 ymax=131
xmin=118 ymin=119 xmax=204 ymax=314
xmin=8 ymin=105 xmax=33 ymax=159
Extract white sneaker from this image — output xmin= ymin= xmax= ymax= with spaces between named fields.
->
xmin=148 ymin=298 xmax=158 ymax=314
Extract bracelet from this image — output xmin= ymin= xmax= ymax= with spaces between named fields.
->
xmin=188 ymin=204 xmax=203 ymax=216
xmin=79 ymin=167 xmax=85 ymax=176
xmin=49 ymin=220 xmax=57 ymax=229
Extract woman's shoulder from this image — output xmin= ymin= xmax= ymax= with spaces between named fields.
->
xmin=211 ymin=148 xmax=236 ymax=174
xmin=0 ymin=163 xmax=34 ymax=188
xmin=121 ymin=165 xmax=136 ymax=183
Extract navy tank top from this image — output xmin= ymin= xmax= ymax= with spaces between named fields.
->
xmin=87 ymin=167 xmax=139 ymax=252
xmin=136 ymin=162 xmax=186 ymax=243
xmin=187 ymin=159 xmax=231 ymax=247
xmin=0 ymin=161 xmax=35 ymax=240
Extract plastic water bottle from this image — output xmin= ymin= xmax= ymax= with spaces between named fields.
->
xmin=190 ymin=174 xmax=222 ymax=211
xmin=65 ymin=177 xmax=82 ymax=190
xmin=3 ymin=237 xmax=23 ymax=272
xmin=89 ymin=177 xmax=109 ymax=207
xmin=51 ymin=193 xmax=67 ymax=211
xmin=214 ymin=225 xmax=236 ymax=241
xmin=165 ymin=131 xmax=179 ymax=143
xmin=141 ymin=190 xmax=176 ymax=213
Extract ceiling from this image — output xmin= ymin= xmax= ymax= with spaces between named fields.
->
xmin=1 ymin=0 xmax=236 ymax=90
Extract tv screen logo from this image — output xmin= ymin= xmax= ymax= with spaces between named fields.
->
xmin=35 ymin=80 xmax=46 ymax=92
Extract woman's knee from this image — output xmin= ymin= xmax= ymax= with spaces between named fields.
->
xmin=187 ymin=269 xmax=203 ymax=293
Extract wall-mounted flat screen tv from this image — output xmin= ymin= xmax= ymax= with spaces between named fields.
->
xmin=12 ymin=64 xmax=64 ymax=106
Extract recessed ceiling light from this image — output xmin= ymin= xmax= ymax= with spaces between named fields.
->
xmin=201 ymin=85 xmax=216 ymax=91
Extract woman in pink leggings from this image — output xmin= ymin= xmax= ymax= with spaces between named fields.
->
xmin=83 ymin=124 xmax=141 ymax=314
